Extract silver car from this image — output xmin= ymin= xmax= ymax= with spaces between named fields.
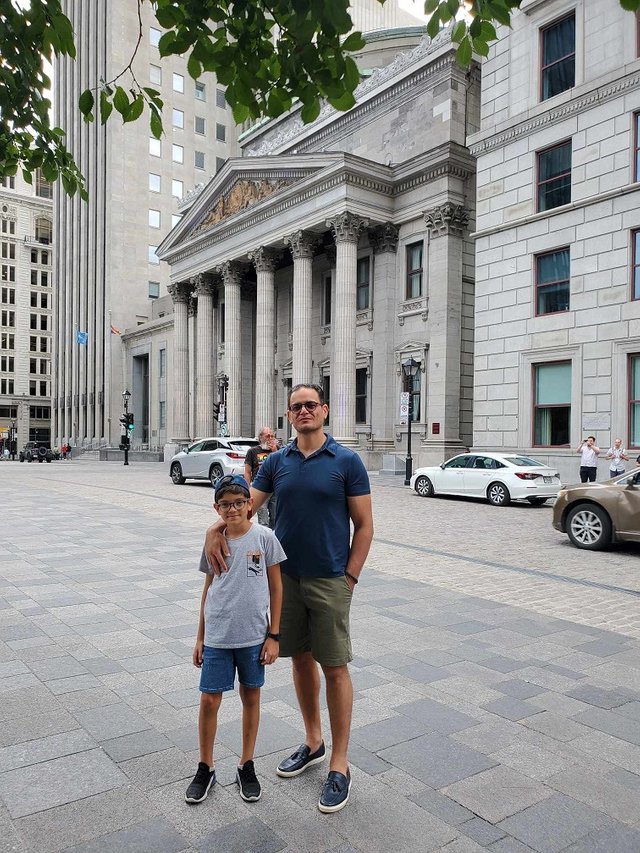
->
xmin=169 ymin=437 xmax=258 ymax=486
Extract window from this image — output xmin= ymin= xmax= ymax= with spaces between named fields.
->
xmin=195 ymin=116 xmax=206 ymax=134
xmin=534 ymin=361 xmax=571 ymax=446
xmin=40 ymin=360 xmax=47 ymax=375
xmin=1 ymin=333 xmax=15 ymax=349
xmin=41 ymin=271 xmax=48 ymax=287
xmin=1 ymin=243 xmax=15 ymax=260
xmin=39 ymin=381 xmax=47 ymax=397
xmin=149 ymin=209 xmax=161 ymax=228
xmin=149 ymin=137 xmax=161 ymax=157
xmin=1 ymin=219 xmax=15 ymax=235
xmin=195 ymin=80 xmax=206 ymax=100
xmin=159 ymin=400 xmax=166 ymax=428
xmin=30 ymin=406 xmax=50 ymax=419
xmin=40 ymin=315 xmax=48 ymax=331
xmin=171 ymin=214 xmax=182 ymax=228
xmin=149 ymin=27 xmax=161 ymax=47
xmin=148 ymin=245 xmax=160 ymax=265
xmin=216 ymin=123 xmax=226 ymax=142
xmin=536 ymin=248 xmax=570 ymax=314
xmin=1 ymin=287 xmax=15 ymax=305
xmin=631 ymin=355 xmax=640 ymax=447
xmin=35 ymin=218 xmax=52 ymax=244
xmin=356 ymin=257 xmax=370 ymax=310
xmin=540 ymin=14 xmax=575 ymax=101
xmin=404 ymin=369 xmax=421 ymax=422
xmin=323 ymin=274 xmax=332 ymax=324
xmin=30 ymin=249 xmax=38 ymax=264
xmin=172 ymin=73 xmax=184 ymax=93
xmin=172 ymin=108 xmax=184 ymax=129
xmin=0 ymin=405 xmax=17 ymax=417
xmin=355 ymin=368 xmax=367 ymax=424
xmin=35 ymin=169 xmax=52 ymax=199
xmin=39 ymin=337 xmax=47 ymax=352
xmin=172 ymin=179 xmax=183 ymax=198
xmin=634 ymin=112 xmax=640 ymax=183
xmin=537 ymin=141 xmax=571 ymax=212
xmin=172 ymin=144 xmax=184 ymax=164
xmin=41 ymin=250 xmax=49 ymax=265
xmin=195 ymin=151 xmax=205 ymax=169
xmin=1 ymin=265 xmax=15 ymax=282
xmin=149 ymin=173 xmax=161 ymax=193
xmin=149 ymin=280 xmax=160 ymax=299
xmin=159 ymin=348 xmax=166 ymax=378
xmin=0 ymin=356 xmax=14 ymax=372
xmin=406 ymin=242 xmax=423 ymax=299
xmin=150 ymin=64 xmax=162 ymax=85
xmin=633 ymin=230 xmax=640 ymax=301
xmin=29 ymin=335 xmax=37 ymax=351
xmin=29 ymin=357 xmax=37 ymax=374
xmin=0 ymin=177 xmax=15 ymax=189
xmin=216 ymin=157 xmax=226 ymax=173
xmin=443 ymin=455 xmax=469 ymax=469
xmin=1 ymin=379 xmax=14 ymax=394
xmin=41 ymin=293 xmax=48 ymax=309
xmin=216 ymin=88 xmax=226 ymax=108
xmin=2 ymin=310 xmax=15 ymax=327
xmin=29 ymin=380 xmax=36 ymax=396
xmin=30 ymin=292 xmax=38 ymax=307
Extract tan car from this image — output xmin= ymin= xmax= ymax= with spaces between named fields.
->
xmin=552 ymin=469 xmax=640 ymax=550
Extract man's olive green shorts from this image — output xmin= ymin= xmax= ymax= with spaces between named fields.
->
xmin=280 ymin=573 xmax=353 ymax=667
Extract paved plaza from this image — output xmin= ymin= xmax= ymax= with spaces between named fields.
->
xmin=1 ymin=460 xmax=640 ymax=853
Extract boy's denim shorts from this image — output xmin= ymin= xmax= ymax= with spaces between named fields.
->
xmin=199 ymin=643 xmax=265 ymax=693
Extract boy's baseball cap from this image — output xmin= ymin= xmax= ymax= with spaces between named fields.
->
xmin=214 ymin=474 xmax=250 ymax=502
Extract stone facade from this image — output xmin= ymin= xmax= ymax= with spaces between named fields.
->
xmin=0 ymin=173 xmax=54 ymax=452
xmin=151 ymin=30 xmax=479 ymax=469
xmin=469 ymin=0 xmax=640 ymax=481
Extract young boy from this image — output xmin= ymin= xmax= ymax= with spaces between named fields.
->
xmin=185 ymin=474 xmax=285 ymax=805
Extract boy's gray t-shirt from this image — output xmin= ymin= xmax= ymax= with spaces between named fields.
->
xmin=199 ymin=523 xmax=286 ymax=649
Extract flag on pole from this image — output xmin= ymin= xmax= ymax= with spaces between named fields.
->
xmin=76 ymin=331 xmax=88 ymax=345
xmin=110 ymin=324 xmax=121 ymax=336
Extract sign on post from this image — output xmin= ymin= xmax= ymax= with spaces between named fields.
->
xmin=399 ymin=391 xmax=410 ymax=425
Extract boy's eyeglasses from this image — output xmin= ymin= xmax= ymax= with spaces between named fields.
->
xmin=216 ymin=499 xmax=249 ymax=511
xmin=289 ymin=401 xmax=322 ymax=413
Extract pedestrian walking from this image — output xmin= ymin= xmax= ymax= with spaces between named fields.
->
xmin=205 ymin=383 xmax=373 ymax=813
xmin=606 ymin=438 xmax=628 ymax=478
xmin=245 ymin=427 xmax=278 ymax=528
xmin=185 ymin=474 xmax=285 ymax=806
xmin=576 ymin=435 xmax=600 ymax=482
xmin=61 ymin=443 xmax=67 ymax=460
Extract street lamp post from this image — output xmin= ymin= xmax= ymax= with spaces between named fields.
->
xmin=402 ymin=358 xmax=420 ymax=486
xmin=122 ymin=389 xmax=131 ymax=467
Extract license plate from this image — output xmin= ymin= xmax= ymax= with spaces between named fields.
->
xmin=543 ymin=476 xmax=553 ymax=484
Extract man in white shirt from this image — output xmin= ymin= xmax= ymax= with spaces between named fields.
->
xmin=606 ymin=438 xmax=628 ymax=479
xmin=576 ymin=436 xmax=600 ymax=482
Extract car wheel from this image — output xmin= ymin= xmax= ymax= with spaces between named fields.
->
xmin=209 ymin=463 xmax=224 ymax=487
xmin=487 ymin=482 xmax=511 ymax=506
xmin=170 ymin=463 xmax=185 ymax=485
xmin=27 ymin=455 xmax=33 ymax=463
xmin=46 ymin=457 xmax=52 ymax=463
xmin=414 ymin=476 xmax=434 ymax=497
xmin=527 ymin=497 xmax=547 ymax=506
xmin=566 ymin=504 xmax=612 ymax=550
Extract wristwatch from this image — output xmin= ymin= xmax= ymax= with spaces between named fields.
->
xmin=267 ymin=632 xmax=280 ymax=641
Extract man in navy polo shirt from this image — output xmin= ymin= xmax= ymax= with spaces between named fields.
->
xmin=205 ymin=383 xmax=373 ymax=813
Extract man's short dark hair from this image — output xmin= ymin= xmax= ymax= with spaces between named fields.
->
xmin=587 ymin=435 xmax=596 ymax=442
xmin=287 ymin=382 xmax=325 ymax=407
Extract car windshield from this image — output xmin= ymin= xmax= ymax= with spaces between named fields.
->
xmin=230 ymin=441 xmax=259 ymax=452
xmin=503 ymin=456 xmax=545 ymax=467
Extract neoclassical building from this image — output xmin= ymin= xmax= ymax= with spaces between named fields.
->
xmin=137 ymin=30 xmax=478 ymax=468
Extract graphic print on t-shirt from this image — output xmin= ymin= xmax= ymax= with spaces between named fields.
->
xmin=247 ymin=551 xmax=263 ymax=577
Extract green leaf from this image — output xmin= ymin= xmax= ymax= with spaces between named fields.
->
xmin=425 ymin=0 xmax=439 ymax=11
xmin=187 ymin=53 xmax=202 ymax=79
xmin=473 ymin=38 xmax=490 ymax=57
xmin=99 ymin=91 xmax=113 ymax=124
xmin=328 ymin=90 xmax=356 ymax=111
xmin=426 ymin=13 xmax=441 ymax=37
xmin=78 ymin=89 xmax=94 ymax=116
xmin=342 ymin=31 xmax=366 ymax=52
xmin=149 ymin=107 xmax=163 ymax=139
xmin=451 ymin=20 xmax=466 ymax=43
xmin=300 ymin=99 xmax=321 ymax=123
xmin=456 ymin=36 xmax=473 ymax=67
xmin=231 ymin=101 xmax=250 ymax=123
xmin=620 ymin=0 xmax=640 ymax=8
xmin=22 ymin=170 xmax=33 ymax=185
xmin=480 ymin=21 xmax=498 ymax=41
xmin=447 ymin=0 xmax=459 ymax=15
xmin=113 ymin=86 xmax=129 ymax=117
xmin=124 ymin=95 xmax=144 ymax=123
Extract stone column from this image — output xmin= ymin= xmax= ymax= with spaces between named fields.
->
xmin=168 ymin=281 xmax=192 ymax=442
xmin=249 ymin=247 xmax=277 ymax=433
xmin=326 ymin=212 xmax=368 ymax=444
xmin=284 ymin=230 xmax=315 ymax=386
xmin=217 ymin=261 xmax=242 ymax=435
xmin=188 ymin=297 xmax=197 ymax=439
xmin=370 ymin=223 xmax=399 ymax=448
xmin=193 ymin=273 xmax=217 ymax=437
xmin=423 ymin=203 xmax=469 ymax=459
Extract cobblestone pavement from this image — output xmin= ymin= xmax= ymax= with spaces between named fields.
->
xmin=1 ymin=460 xmax=640 ymax=853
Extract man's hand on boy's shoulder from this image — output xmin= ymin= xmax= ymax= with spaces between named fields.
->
xmin=192 ymin=639 xmax=204 ymax=668
xmin=204 ymin=521 xmax=230 ymax=575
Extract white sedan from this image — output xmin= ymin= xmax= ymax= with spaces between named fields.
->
xmin=409 ymin=452 xmax=562 ymax=507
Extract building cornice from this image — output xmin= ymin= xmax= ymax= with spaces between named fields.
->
xmin=469 ymin=66 xmax=640 ymax=156
xmin=121 ymin=316 xmax=174 ymax=341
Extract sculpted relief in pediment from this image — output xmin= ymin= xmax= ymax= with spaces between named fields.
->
xmin=192 ymin=179 xmax=295 ymax=235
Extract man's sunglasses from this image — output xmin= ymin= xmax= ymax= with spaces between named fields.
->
xmin=288 ymin=401 xmax=323 ymax=413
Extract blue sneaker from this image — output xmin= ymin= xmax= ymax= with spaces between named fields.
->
xmin=318 ymin=769 xmax=351 ymax=813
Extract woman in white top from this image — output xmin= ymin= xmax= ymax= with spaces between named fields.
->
xmin=606 ymin=438 xmax=628 ymax=478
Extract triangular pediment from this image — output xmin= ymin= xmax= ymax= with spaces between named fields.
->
xmin=157 ymin=154 xmax=346 ymax=257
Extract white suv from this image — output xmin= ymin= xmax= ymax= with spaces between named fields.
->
xmin=169 ymin=437 xmax=258 ymax=486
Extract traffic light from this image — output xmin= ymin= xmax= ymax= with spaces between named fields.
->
xmin=126 ymin=413 xmax=134 ymax=431
xmin=213 ymin=402 xmax=220 ymax=421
